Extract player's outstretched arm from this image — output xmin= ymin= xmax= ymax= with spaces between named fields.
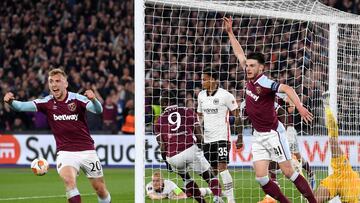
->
xmin=147 ymin=192 xmax=167 ymax=200
xmin=278 ymin=84 xmax=313 ymax=124
xmin=168 ymin=188 xmax=187 ymax=200
xmin=223 ymin=16 xmax=246 ymax=69
xmin=84 ymin=90 xmax=103 ymax=114
xmin=3 ymin=92 xmax=37 ymax=112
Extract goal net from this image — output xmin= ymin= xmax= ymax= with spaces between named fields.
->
xmin=140 ymin=0 xmax=360 ymax=202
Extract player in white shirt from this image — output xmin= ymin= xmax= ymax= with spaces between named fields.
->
xmin=197 ymin=68 xmax=242 ymax=203
xmin=146 ymin=171 xmax=212 ymax=200
xmin=146 ymin=171 xmax=186 ymax=200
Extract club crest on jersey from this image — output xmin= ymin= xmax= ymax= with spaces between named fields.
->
xmin=213 ymin=98 xmax=219 ymax=105
xmin=256 ymin=86 xmax=262 ymax=94
xmin=67 ymin=102 xmax=77 ymax=112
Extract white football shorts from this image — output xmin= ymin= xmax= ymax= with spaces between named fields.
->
xmin=252 ymin=122 xmax=292 ymax=163
xmin=167 ymin=145 xmax=211 ymax=175
xmin=286 ymin=126 xmax=300 ymax=153
xmin=56 ymin=150 xmax=104 ymax=178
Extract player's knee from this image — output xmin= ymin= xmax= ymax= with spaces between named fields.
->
xmin=255 ymin=176 xmax=270 ymax=186
xmin=217 ymin=162 xmax=227 ymax=172
xmin=279 ymin=161 xmax=295 ymax=178
xmin=282 ymin=168 xmax=295 ymax=178
xmin=61 ymin=175 xmax=77 ymax=189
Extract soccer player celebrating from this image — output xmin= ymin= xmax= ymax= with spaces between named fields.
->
xmin=197 ymin=68 xmax=241 ymax=203
xmin=155 ymin=90 xmax=224 ymax=203
xmin=314 ymin=94 xmax=360 ymax=203
xmin=223 ymin=17 xmax=316 ymax=203
xmin=3 ymin=69 xmax=111 ymax=203
xmin=146 ymin=171 xmax=212 ymax=200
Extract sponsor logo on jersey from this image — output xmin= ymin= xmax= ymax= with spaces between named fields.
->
xmin=203 ymin=108 xmax=218 ymax=114
xmin=67 ymin=102 xmax=77 ymax=112
xmin=213 ymin=98 xmax=219 ymax=105
xmin=246 ymin=89 xmax=259 ymax=101
xmin=53 ymin=114 xmax=79 ymax=121
xmin=256 ymin=86 xmax=262 ymax=94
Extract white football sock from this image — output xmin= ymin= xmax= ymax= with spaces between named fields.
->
xmin=98 ymin=192 xmax=111 ymax=203
xmin=66 ymin=188 xmax=80 ymax=199
xmin=220 ymin=170 xmax=235 ymax=202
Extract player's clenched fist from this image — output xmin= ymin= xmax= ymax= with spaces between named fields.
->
xmin=4 ymin=92 xmax=15 ymax=103
xmin=84 ymin=90 xmax=96 ymax=100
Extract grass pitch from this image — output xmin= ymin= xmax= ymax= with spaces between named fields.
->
xmin=0 ymin=168 xmax=325 ymax=202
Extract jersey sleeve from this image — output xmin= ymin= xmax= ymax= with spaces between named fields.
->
xmin=271 ymin=81 xmax=281 ymax=93
xmin=197 ymin=93 xmax=203 ymax=113
xmin=240 ymin=101 xmax=248 ymax=120
xmin=10 ymin=101 xmax=37 ymax=112
xmin=76 ymin=94 xmax=103 ymax=113
xmin=168 ymin=180 xmax=183 ymax=195
xmin=258 ymin=75 xmax=281 ymax=93
xmin=86 ymin=98 xmax=103 ymax=114
xmin=33 ymin=96 xmax=52 ymax=113
xmin=145 ymin=182 xmax=154 ymax=195
xmin=225 ymin=92 xmax=238 ymax=111
xmin=75 ymin=93 xmax=89 ymax=108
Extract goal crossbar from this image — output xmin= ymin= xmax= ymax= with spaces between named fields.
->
xmin=146 ymin=0 xmax=360 ymax=25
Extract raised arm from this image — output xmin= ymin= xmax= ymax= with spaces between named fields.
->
xmin=4 ymin=92 xmax=37 ymax=112
xmin=223 ymin=16 xmax=246 ymax=69
xmin=84 ymin=90 xmax=103 ymax=114
xmin=278 ymin=84 xmax=313 ymax=124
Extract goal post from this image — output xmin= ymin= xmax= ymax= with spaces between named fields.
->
xmin=134 ymin=0 xmax=145 ymax=202
xmin=137 ymin=0 xmax=360 ymax=202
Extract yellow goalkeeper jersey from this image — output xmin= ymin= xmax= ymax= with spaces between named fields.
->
xmin=320 ymin=155 xmax=360 ymax=203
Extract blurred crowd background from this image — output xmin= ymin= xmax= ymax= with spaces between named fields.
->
xmin=0 ymin=0 xmax=359 ymax=135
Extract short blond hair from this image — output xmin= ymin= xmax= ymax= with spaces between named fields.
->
xmin=152 ymin=171 xmax=162 ymax=178
xmin=49 ymin=68 xmax=67 ymax=78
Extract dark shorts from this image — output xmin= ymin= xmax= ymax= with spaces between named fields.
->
xmin=203 ymin=140 xmax=230 ymax=167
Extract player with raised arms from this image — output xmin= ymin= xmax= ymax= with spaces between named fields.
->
xmin=314 ymin=93 xmax=360 ymax=203
xmin=223 ymin=17 xmax=316 ymax=203
xmin=197 ymin=68 xmax=242 ymax=203
xmin=3 ymin=68 xmax=111 ymax=203
xmin=155 ymin=90 xmax=224 ymax=203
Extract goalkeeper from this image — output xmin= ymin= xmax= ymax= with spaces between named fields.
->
xmin=314 ymin=95 xmax=360 ymax=203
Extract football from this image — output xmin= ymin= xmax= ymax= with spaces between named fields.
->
xmin=30 ymin=158 xmax=49 ymax=176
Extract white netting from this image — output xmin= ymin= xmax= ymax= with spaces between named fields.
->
xmin=143 ymin=0 xmax=360 ymax=202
